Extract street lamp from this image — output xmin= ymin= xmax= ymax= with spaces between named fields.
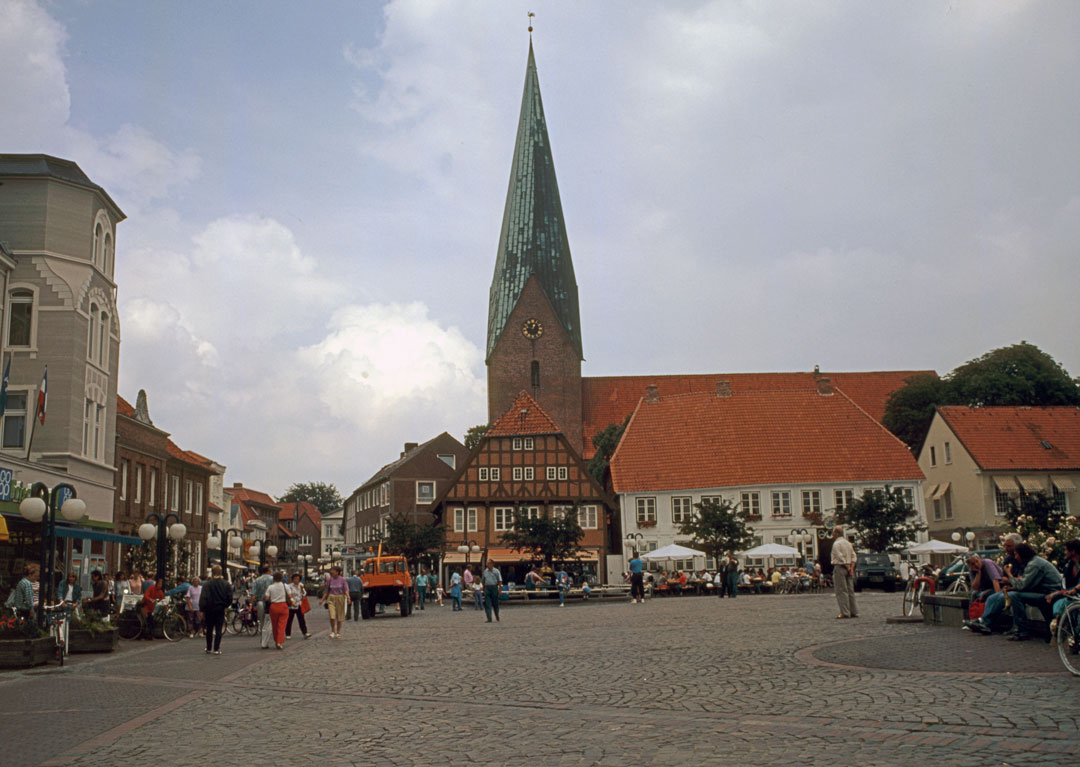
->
xmin=625 ymin=532 xmax=644 ymax=557
xmin=457 ymin=539 xmax=481 ymax=570
xmin=789 ymin=528 xmax=813 ymax=563
xmin=206 ymin=527 xmax=243 ymax=577
xmin=247 ymin=539 xmax=279 ymax=571
xmin=138 ymin=512 xmax=187 ymax=583
xmin=300 ymin=553 xmax=313 ymax=580
xmin=19 ymin=482 xmax=85 ymax=627
xmin=951 ymin=528 xmax=976 ymax=547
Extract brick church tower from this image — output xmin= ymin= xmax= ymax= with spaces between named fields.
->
xmin=486 ymin=42 xmax=584 ymax=454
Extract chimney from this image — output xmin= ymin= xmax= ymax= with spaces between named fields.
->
xmin=715 ymin=380 xmax=732 ymax=398
xmin=402 ymin=442 xmax=419 ymax=457
xmin=645 ymin=385 xmax=660 ymax=403
xmin=816 ymin=377 xmax=833 ymax=396
xmin=232 ymin=482 xmax=243 ymax=488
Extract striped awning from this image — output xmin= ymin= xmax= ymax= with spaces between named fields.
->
xmin=993 ymin=475 xmax=1020 ymax=494
xmin=923 ymin=483 xmax=939 ymax=499
xmin=1051 ymin=476 xmax=1077 ymax=493
xmin=1017 ymin=476 xmax=1045 ymax=492
xmin=932 ymin=482 xmax=951 ymax=500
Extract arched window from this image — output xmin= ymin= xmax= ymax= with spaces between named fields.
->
xmin=7 ymin=290 xmax=34 ymax=347
xmin=93 ymin=223 xmax=103 ymax=268
xmin=88 ymin=302 xmax=99 ymax=360
xmin=98 ymin=309 xmax=108 ymax=367
xmin=103 ymin=232 xmax=112 ymax=276
xmin=531 ymin=360 xmax=540 ymax=388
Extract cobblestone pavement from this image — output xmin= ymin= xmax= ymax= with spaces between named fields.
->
xmin=3 ymin=592 xmax=1077 ymax=766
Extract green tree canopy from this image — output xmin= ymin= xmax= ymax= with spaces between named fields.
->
xmin=676 ymin=498 xmax=755 ymax=564
xmin=836 ymin=486 xmax=925 ymax=553
xmin=464 ymin=424 xmax=490 ymax=451
xmin=500 ymin=506 xmax=584 ymax=568
xmin=587 ymin=417 xmax=629 ymax=486
xmin=883 ymin=342 xmax=1079 ymax=451
xmin=383 ymin=513 xmax=446 ymax=568
xmin=278 ymin=482 xmax=343 ymax=518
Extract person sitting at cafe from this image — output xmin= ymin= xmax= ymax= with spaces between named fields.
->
xmin=60 ymin=572 xmax=82 ymax=613
xmin=83 ymin=570 xmax=110 ymax=617
xmin=1004 ymin=542 xmax=1063 ymax=641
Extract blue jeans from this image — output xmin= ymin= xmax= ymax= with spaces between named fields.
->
xmin=1010 ymin=591 xmax=1052 ymax=636
xmin=417 ymin=586 xmax=425 ymax=610
xmin=483 ymin=585 xmax=500 ymax=621
xmin=978 ymin=591 xmax=1007 ymax=628
xmin=558 ymin=586 xmax=567 ymax=605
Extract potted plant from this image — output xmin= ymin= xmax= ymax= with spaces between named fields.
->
xmin=68 ymin=613 xmax=119 ymax=654
xmin=0 ymin=615 xmax=53 ymax=668
xmin=637 ymin=519 xmax=657 ymax=528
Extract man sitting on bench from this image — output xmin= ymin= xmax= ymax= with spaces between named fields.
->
xmin=1004 ymin=542 xmax=1063 ymax=642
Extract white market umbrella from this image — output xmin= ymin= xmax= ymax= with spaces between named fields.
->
xmin=641 ymin=543 xmax=707 ymax=561
xmin=905 ymin=539 xmax=968 ymax=555
xmin=739 ymin=543 xmax=801 ymax=558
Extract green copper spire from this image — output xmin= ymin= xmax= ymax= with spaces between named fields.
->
xmin=486 ymin=42 xmax=583 ymax=362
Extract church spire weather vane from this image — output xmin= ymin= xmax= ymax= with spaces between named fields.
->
xmin=528 ymin=11 xmax=535 ymax=36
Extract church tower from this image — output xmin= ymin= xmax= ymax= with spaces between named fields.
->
xmin=486 ymin=41 xmax=584 ymax=454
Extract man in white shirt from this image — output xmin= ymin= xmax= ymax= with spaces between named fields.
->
xmin=830 ymin=526 xmax=858 ymax=619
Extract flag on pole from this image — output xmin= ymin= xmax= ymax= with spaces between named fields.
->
xmin=35 ymin=366 xmax=47 ymax=425
xmin=0 ymin=351 xmax=11 ymax=418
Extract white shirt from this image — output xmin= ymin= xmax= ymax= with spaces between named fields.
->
xmin=266 ymin=582 xmax=289 ymax=603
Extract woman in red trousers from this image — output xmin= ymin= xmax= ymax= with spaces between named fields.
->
xmin=264 ymin=572 xmax=292 ymax=649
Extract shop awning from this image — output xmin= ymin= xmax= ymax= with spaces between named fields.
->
xmin=1051 ymin=476 xmax=1077 ymax=493
xmin=923 ymin=483 xmax=939 ymax=499
xmin=53 ymin=526 xmax=143 ymax=545
xmin=1017 ymin=475 xmax=1045 ymax=492
xmin=0 ymin=514 xmax=8 ymax=543
xmin=993 ymin=476 xmax=1020 ymax=494
xmin=932 ymin=482 xmax=951 ymax=501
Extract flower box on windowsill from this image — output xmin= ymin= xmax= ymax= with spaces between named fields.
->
xmin=637 ymin=520 xmax=657 ymax=528
xmin=745 ymin=515 xmax=762 ymax=522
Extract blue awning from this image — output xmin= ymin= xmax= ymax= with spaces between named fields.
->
xmin=53 ymin=526 xmax=143 ymax=545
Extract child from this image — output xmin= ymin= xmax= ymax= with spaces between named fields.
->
xmin=471 ymin=579 xmax=482 ymax=610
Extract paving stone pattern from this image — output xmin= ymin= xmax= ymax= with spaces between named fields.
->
xmin=2 ymin=592 xmax=1077 ymax=766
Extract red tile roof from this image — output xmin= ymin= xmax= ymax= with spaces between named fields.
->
xmin=276 ymin=523 xmax=297 ymax=539
xmin=165 ymin=439 xmax=214 ymax=471
xmin=225 ymin=486 xmax=281 ymax=510
xmin=610 ymin=388 xmax=923 ymax=493
xmin=581 ymin=370 xmax=932 ymax=458
xmin=938 ymin=406 xmax=1080 ymax=471
xmin=117 ymin=396 xmax=135 ymax=418
xmin=487 ymin=391 xmax=562 ymax=436
xmin=278 ymin=501 xmax=320 ymax=524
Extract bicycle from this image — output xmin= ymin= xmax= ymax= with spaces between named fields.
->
xmin=41 ymin=602 xmax=73 ymax=666
xmin=230 ymin=603 xmax=259 ymax=636
xmin=901 ymin=576 xmax=935 ymax=617
xmin=155 ymin=598 xmax=188 ymax=642
xmin=1056 ymin=595 xmax=1080 ymax=677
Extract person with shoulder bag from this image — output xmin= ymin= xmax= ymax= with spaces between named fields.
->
xmin=265 ymin=572 xmax=293 ymax=650
xmin=285 ymin=572 xmax=311 ymax=639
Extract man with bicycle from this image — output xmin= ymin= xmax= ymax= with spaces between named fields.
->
xmin=1048 ymin=539 xmax=1080 ymax=635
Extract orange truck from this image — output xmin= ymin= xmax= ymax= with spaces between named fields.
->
xmin=359 ymin=545 xmax=414 ymax=619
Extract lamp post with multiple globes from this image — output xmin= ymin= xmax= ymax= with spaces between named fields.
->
xmin=18 ymin=482 xmax=85 ymax=627
xmin=138 ymin=512 xmax=187 ymax=584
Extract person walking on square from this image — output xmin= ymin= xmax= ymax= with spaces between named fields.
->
xmin=628 ymin=552 xmax=645 ymax=603
xmin=482 ymin=562 xmax=502 ymax=622
xmin=264 ymin=572 xmax=292 ymax=650
xmin=251 ymin=565 xmax=273 ymax=646
xmin=347 ymin=569 xmax=363 ymax=621
xmin=724 ymin=552 xmax=740 ymax=598
xmin=450 ymin=569 xmax=463 ymax=611
xmin=199 ymin=565 xmax=232 ymax=655
xmin=830 ymin=526 xmax=858 ymax=619
xmin=185 ymin=577 xmax=203 ymax=638
xmin=320 ymin=566 xmax=350 ymax=638
xmin=285 ymin=572 xmax=311 ymax=639
xmin=415 ymin=568 xmax=429 ymax=610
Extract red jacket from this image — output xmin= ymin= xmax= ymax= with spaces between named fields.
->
xmin=143 ymin=584 xmax=164 ymax=615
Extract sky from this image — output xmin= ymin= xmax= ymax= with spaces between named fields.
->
xmin=2 ymin=0 xmax=1078 ymax=499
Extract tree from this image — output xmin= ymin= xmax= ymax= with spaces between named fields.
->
xmin=883 ymin=342 xmax=1080 ymax=452
xmin=464 ymin=424 xmax=489 ymax=451
xmin=881 ymin=373 xmax=947 ymax=453
xmin=836 ymin=486 xmax=925 ymax=553
xmin=500 ymin=506 xmax=584 ymax=568
xmin=587 ymin=417 xmax=630 ymax=486
xmin=1002 ymin=491 xmax=1078 ymax=570
xmin=278 ymin=482 xmax=343 ymax=518
xmin=677 ymin=498 xmax=755 ymax=564
xmin=383 ymin=513 xmax=446 ymax=568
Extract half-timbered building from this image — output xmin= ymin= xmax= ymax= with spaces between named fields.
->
xmin=434 ymin=391 xmax=615 ymax=584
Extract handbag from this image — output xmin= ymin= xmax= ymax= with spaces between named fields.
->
xmin=968 ymin=597 xmax=986 ymax=621
xmin=300 ymin=596 xmax=311 ymax=614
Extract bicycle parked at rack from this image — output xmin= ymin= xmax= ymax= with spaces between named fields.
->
xmin=41 ymin=601 xmax=73 ymax=666
xmin=230 ymin=602 xmax=259 ymax=636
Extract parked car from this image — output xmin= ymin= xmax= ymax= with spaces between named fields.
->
xmin=853 ymin=553 xmax=903 ymax=592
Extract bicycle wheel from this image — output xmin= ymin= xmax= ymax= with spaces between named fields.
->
xmin=229 ymin=611 xmax=244 ymax=635
xmin=1057 ymin=601 xmax=1080 ymax=677
xmin=224 ymin=607 xmax=238 ymax=634
xmin=244 ymin=615 xmax=259 ymax=636
xmin=161 ymin=613 xmax=187 ymax=642
xmin=902 ymin=581 xmax=916 ymax=615
xmin=117 ymin=611 xmax=143 ymax=640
